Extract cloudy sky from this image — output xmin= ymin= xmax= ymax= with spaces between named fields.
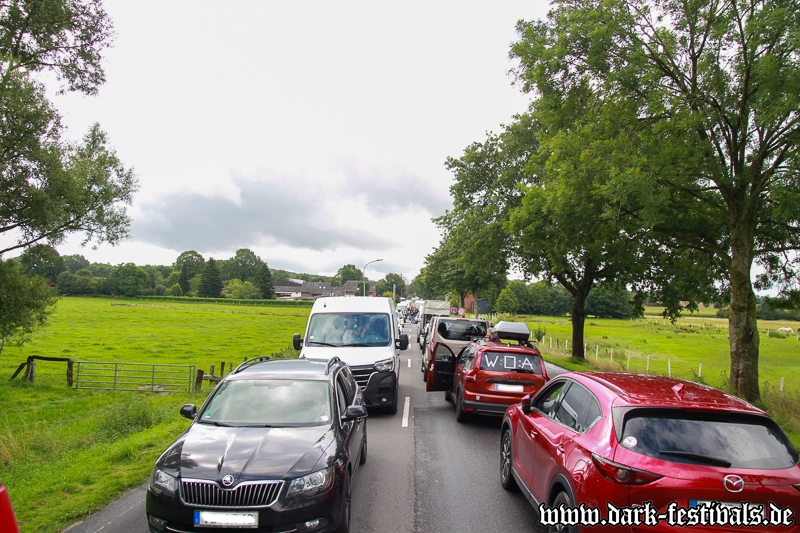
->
xmin=49 ymin=1 xmax=551 ymax=282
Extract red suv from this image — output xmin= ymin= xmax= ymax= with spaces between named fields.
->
xmin=501 ymin=372 xmax=800 ymax=532
xmin=426 ymin=321 xmax=549 ymax=422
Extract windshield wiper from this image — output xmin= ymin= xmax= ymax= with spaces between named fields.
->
xmin=658 ymin=450 xmax=732 ymax=467
xmin=200 ymin=420 xmax=236 ymax=427
xmin=307 ymin=341 xmax=339 ymax=347
xmin=339 ymin=343 xmax=372 ymax=347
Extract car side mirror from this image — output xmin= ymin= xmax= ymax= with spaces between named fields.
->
xmin=180 ymin=404 xmax=197 ymax=420
xmin=342 ymin=405 xmax=368 ymax=421
xmin=293 ymin=333 xmax=303 ymax=351
xmin=397 ymin=333 xmax=409 ymax=351
xmin=521 ymin=394 xmax=532 ymax=415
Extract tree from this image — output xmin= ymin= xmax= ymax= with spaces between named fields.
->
xmin=505 ymin=280 xmax=532 ymax=314
xmin=198 ymin=258 xmax=223 ymax=298
xmin=226 ymin=249 xmax=262 ymax=282
xmin=224 ymin=279 xmax=260 ymax=299
xmin=63 ymin=254 xmax=90 ymax=274
xmin=512 ymin=0 xmax=800 ymax=400
xmin=0 ymin=259 xmax=58 ymax=344
xmin=376 ymin=273 xmax=407 ymax=299
xmin=0 ymin=2 xmax=136 ymax=258
xmin=335 ymin=264 xmax=363 ymax=287
xmin=174 ymin=251 xmax=205 ymax=280
xmin=528 ymin=281 xmax=552 ymax=316
xmin=19 ymin=244 xmax=65 ymax=284
xmin=116 ymin=263 xmax=150 ymax=297
xmin=585 ymin=286 xmax=635 ymax=319
xmin=494 ymin=287 xmax=520 ymax=314
xmin=254 ymin=262 xmax=275 ymax=299
xmin=178 ymin=266 xmax=192 ymax=295
xmin=167 ymin=283 xmax=183 ymax=296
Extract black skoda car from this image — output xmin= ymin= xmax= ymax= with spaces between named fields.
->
xmin=146 ymin=357 xmax=367 ymax=533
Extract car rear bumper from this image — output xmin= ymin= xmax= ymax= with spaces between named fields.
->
xmin=461 ymin=398 xmax=512 ymax=416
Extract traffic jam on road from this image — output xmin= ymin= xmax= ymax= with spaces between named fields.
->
xmin=134 ymin=297 xmax=798 ymax=533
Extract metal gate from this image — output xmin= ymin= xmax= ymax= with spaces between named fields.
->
xmin=74 ymin=362 xmax=196 ymax=392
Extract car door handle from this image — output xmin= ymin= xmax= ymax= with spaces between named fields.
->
xmin=529 ymin=429 xmax=538 ymax=439
xmin=556 ymin=443 xmax=565 ymax=455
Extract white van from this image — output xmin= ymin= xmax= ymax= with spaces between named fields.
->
xmin=293 ymin=297 xmax=409 ymax=414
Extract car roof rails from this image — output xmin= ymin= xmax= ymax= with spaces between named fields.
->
xmin=233 ymin=356 xmax=271 ymax=374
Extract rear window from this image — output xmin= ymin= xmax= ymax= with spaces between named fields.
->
xmin=479 ymin=351 xmax=542 ymax=374
xmin=436 ymin=320 xmax=487 ymax=341
xmin=619 ymin=410 xmax=798 ymax=470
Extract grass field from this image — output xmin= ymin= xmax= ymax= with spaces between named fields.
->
xmin=2 ymin=297 xmax=799 ymax=532
xmin=0 ymin=297 xmax=310 ymax=533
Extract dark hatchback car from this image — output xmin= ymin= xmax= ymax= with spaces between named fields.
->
xmin=501 ymin=372 xmax=800 ymax=533
xmin=426 ymin=321 xmax=549 ymax=422
xmin=146 ymin=357 xmax=367 ymax=533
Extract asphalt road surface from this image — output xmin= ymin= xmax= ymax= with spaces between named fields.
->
xmin=63 ymin=322 xmax=563 ymax=533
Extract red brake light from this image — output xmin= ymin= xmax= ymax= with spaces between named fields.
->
xmin=465 ymin=368 xmax=478 ymax=382
xmin=591 ymin=453 xmax=662 ymax=485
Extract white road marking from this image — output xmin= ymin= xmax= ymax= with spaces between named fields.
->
xmin=401 ymin=396 xmax=411 ymax=428
xmin=407 ymin=358 xmax=411 ymax=368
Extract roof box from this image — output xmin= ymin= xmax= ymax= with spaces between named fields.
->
xmin=491 ymin=321 xmax=531 ymax=343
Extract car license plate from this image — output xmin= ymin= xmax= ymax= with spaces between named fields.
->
xmin=495 ymin=383 xmax=524 ymax=392
xmin=194 ymin=510 xmax=258 ymax=528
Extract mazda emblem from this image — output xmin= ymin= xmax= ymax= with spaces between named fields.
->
xmin=221 ymin=475 xmax=235 ymax=487
xmin=723 ymin=474 xmax=744 ymax=493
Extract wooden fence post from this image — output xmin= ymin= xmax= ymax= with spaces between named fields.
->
xmin=209 ymin=364 xmax=215 ymax=376
xmin=195 ymin=369 xmax=205 ymax=391
xmin=220 ymin=362 xmax=226 ymax=376
xmin=23 ymin=357 xmax=35 ymax=383
xmin=67 ymin=360 xmax=74 ymax=387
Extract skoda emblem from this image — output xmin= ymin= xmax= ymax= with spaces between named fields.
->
xmin=221 ymin=475 xmax=235 ymax=487
xmin=723 ymin=474 xmax=744 ymax=493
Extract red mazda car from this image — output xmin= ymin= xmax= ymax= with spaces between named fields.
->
xmin=426 ymin=321 xmax=549 ymax=422
xmin=501 ymin=372 xmax=800 ymax=532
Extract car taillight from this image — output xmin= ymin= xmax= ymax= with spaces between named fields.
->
xmin=591 ymin=453 xmax=662 ymax=485
xmin=465 ymin=368 xmax=478 ymax=382
xmin=794 ymin=483 xmax=800 ymax=493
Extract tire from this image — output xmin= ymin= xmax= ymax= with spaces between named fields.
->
xmin=384 ymin=384 xmax=399 ymax=415
xmin=444 ymin=391 xmax=454 ymax=403
xmin=500 ymin=430 xmax=519 ymax=492
xmin=549 ymin=492 xmax=577 ymax=533
xmin=455 ymin=390 xmax=470 ymax=423
xmin=359 ymin=423 xmax=368 ymax=465
xmin=335 ymin=472 xmax=352 ymax=533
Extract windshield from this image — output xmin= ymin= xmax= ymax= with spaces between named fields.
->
xmin=620 ymin=410 xmax=798 ymax=469
xmin=199 ymin=379 xmax=331 ymax=426
xmin=436 ymin=319 xmax=487 ymax=341
xmin=479 ymin=351 xmax=542 ymax=374
xmin=306 ymin=313 xmax=391 ymax=347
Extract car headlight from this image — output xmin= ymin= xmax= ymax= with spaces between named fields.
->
xmin=374 ymin=358 xmax=394 ymax=373
xmin=150 ymin=468 xmax=179 ymax=497
xmin=287 ymin=466 xmax=334 ymax=497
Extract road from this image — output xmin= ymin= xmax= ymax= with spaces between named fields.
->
xmin=63 ymin=322 xmax=562 ymax=533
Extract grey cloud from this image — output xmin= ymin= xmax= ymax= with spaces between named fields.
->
xmin=131 ymin=176 xmax=393 ymax=252
xmin=338 ymin=162 xmax=453 ymax=217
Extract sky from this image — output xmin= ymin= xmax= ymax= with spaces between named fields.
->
xmin=45 ymin=1 xmax=552 ymax=282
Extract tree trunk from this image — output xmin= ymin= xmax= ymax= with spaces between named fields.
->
xmin=570 ymin=291 xmax=587 ymax=359
xmin=728 ymin=226 xmax=760 ymax=402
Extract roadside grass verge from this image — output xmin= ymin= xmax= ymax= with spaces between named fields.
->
xmin=0 ymin=297 xmax=309 ymax=533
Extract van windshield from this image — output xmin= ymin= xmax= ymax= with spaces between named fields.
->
xmin=307 ymin=313 xmax=391 ymax=347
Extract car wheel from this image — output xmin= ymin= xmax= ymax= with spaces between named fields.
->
xmin=384 ymin=385 xmax=399 ymax=415
xmin=500 ymin=430 xmax=519 ymax=492
xmin=359 ymin=424 xmax=367 ymax=465
xmin=335 ymin=472 xmax=352 ymax=533
xmin=422 ymin=363 xmax=428 ymax=382
xmin=549 ymin=491 xmax=577 ymax=533
xmin=444 ymin=391 xmax=453 ymax=403
xmin=455 ymin=390 xmax=470 ymax=423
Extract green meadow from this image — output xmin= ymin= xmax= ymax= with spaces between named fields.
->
xmin=1 ymin=297 xmax=799 ymax=532
xmin=0 ymin=297 xmax=310 ymax=533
